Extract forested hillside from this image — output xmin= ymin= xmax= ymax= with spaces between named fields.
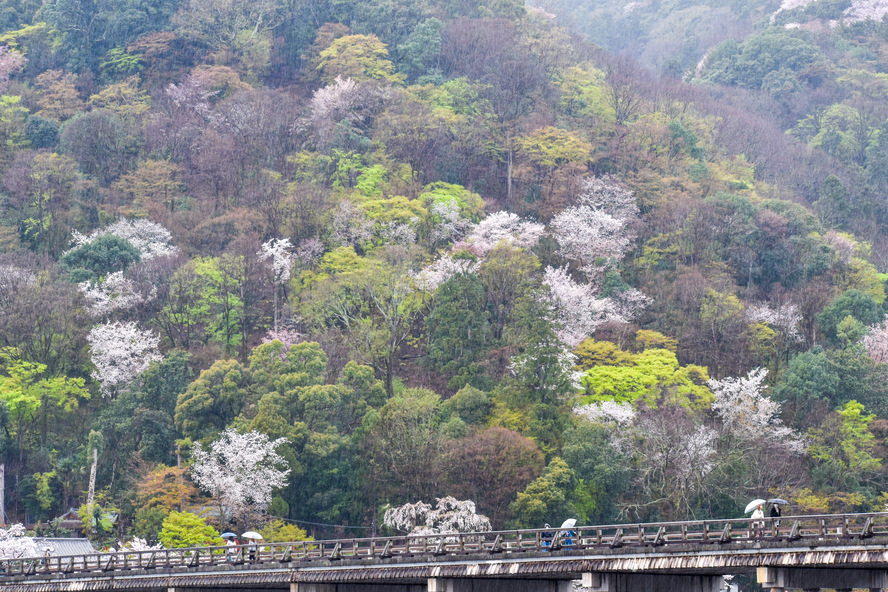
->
xmin=1 ymin=0 xmax=888 ymax=546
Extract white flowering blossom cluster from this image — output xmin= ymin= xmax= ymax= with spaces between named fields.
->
xmin=457 ymin=211 xmax=545 ymax=256
xmin=429 ymin=201 xmax=473 ymax=248
xmin=574 ymin=400 xmax=637 ymax=425
xmin=542 ymin=266 xmax=623 ymax=347
xmin=71 ymin=219 xmax=178 ymax=261
xmin=383 ymin=496 xmax=492 ymax=535
xmin=0 ymin=524 xmax=38 ymax=559
xmin=331 ymin=200 xmax=374 ymax=248
xmin=308 ymin=77 xmax=389 ymax=149
xmin=88 ymin=321 xmax=162 ymax=397
xmin=414 ymin=254 xmax=481 ymax=292
xmin=550 ymin=176 xmax=638 ymax=282
xmin=79 ymin=271 xmax=150 ymax=316
xmin=123 ymin=537 xmax=163 ymax=551
xmin=746 ymin=302 xmax=803 ymax=342
xmin=0 ymin=265 xmax=36 ymax=291
xmin=190 ymin=429 xmax=291 ymax=522
xmin=378 ymin=221 xmax=418 ymax=246
xmin=258 ymin=238 xmax=295 ymax=284
xmin=863 ymin=324 xmax=888 ymax=364
xmin=709 ymin=368 xmax=806 ymax=454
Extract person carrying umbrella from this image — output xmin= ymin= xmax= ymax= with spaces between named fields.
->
xmin=750 ymin=504 xmax=765 ymax=538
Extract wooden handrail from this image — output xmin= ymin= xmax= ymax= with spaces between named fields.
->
xmin=6 ymin=512 xmax=888 ymax=578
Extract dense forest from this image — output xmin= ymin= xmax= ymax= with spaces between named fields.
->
xmin=2 ymin=0 xmax=888 ymax=548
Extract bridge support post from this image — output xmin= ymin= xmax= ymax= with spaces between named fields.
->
xmin=757 ymin=567 xmax=888 ymax=590
xmin=580 ymin=573 xmax=722 ymax=592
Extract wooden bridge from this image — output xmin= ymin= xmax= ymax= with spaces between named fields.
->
xmin=6 ymin=513 xmax=888 ymax=592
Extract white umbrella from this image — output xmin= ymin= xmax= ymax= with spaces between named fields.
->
xmin=745 ymin=499 xmax=766 ymax=514
xmin=241 ymin=531 xmax=263 ymax=539
xmin=560 ymin=518 xmax=577 ymax=529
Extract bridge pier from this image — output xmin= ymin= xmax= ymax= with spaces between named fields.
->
xmin=580 ymin=572 xmax=723 ymax=592
xmin=757 ymin=567 xmax=888 ymax=590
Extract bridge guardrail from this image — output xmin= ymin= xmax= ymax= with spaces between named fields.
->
xmin=5 ymin=512 xmax=888 ymax=578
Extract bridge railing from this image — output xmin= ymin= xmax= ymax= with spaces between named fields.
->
xmin=5 ymin=512 xmax=888 ymax=578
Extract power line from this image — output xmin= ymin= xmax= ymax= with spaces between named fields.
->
xmin=267 ymin=515 xmax=373 ymax=530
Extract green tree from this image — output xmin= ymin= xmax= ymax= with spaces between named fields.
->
xmin=0 ymin=348 xmax=88 ymax=482
xmin=158 ymin=511 xmax=221 ymax=548
xmin=809 ymin=400 xmax=882 ymax=492
xmin=562 ymin=423 xmax=631 ymax=524
xmin=316 ymin=34 xmax=405 ymax=84
xmin=816 ymin=289 xmax=883 ymax=346
xmin=510 ymin=457 xmax=575 ymax=528
xmin=425 ymin=272 xmax=490 ymax=390
xmin=60 ymin=234 xmax=141 ymax=282
xmin=174 ymin=359 xmax=250 ymax=442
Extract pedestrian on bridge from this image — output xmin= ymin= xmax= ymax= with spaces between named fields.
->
xmin=751 ymin=504 xmax=765 ymax=538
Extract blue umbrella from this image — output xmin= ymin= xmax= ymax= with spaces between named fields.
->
xmin=767 ymin=498 xmax=789 ymax=505
xmin=220 ymin=532 xmax=238 ymax=539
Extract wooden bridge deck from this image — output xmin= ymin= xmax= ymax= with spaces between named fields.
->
xmin=4 ymin=512 xmax=888 ymax=590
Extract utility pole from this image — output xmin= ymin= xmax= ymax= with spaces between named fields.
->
xmin=0 ymin=463 xmax=5 ymax=526
xmin=87 ymin=448 xmax=97 ymax=507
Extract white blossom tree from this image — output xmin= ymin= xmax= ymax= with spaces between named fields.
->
xmin=746 ymin=301 xmax=803 ymax=342
xmin=383 ymin=496 xmax=492 ymax=535
xmin=258 ymin=237 xmax=295 ymax=331
xmin=709 ymin=368 xmax=805 ymax=453
xmin=307 ymin=76 xmax=389 ymax=150
xmin=0 ymin=524 xmax=38 ymax=559
xmin=457 ymin=211 xmax=545 ymax=256
xmin=429 ymin=200 xmax=473 ymax=249
xmin=414 ymin=254 xmax=481 ymax=292
xmin=88 ymin=321 xmax=162 ymax=397
xmin=863 ymin=323 xmax=888 ymax=364
xmin=190 ymin=428 xmax=291 ymax=528
xmin=79 ymin=271 xmax=148 ymax=316
xmin=550 ymin=176 xmax=638 ymax=283
xmin=331 ymin=200 xmax=374 ymax=249
xmin=541 ymin=266 xmax=623 ymax=347
xmin=71 ymin=219 xmax=178 ymax=261
xmin=574 ymin=400 xmax=637 ymax=425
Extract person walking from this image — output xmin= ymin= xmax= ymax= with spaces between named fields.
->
xmin=751 ymin=504 xmax=765 ymax=538
xmin=769 ymin=502 xmax=781 ymax=530
xmin=541 ymin=523 xmax=553 ymax=549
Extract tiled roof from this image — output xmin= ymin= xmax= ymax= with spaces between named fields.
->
xmin=33 ymin=538 xmax=97 ymax=556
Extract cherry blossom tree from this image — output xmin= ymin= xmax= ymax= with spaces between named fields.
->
xmin=70 ymin=219 xmax=178 ymax=261
xmin=862 ymin=323 xmax=888 ymax=364
xmin=79 ymin=271 xmax=149 ymax=316
xmin=88 ymin=321 xmax=162 ymax=397
xmin=306 ymin=77 xmax=389 ymax=150
xmin=258 ymin=238 xmax=294 ymax=331
xmin=0 ymin=524 xmax=38 ymax=559
xmin=574 ymin=400 xmax=637 ymax=425
xmin=190 ymin=428 xmax=290 ymax=528
xmin=709 ymin=368 xmax=805 ymax=453
xmin=550 ymin=176 xmax=639 ymax=283
xmin=414 ymin=254 xmax=481 ymax=292
xmin=746 ymin=301 xmax=803 ymax=342
xmin=429 ymin=200 xmax=473 ymax=249
xmin=383 ymin=496 xmax=492 ymax=535
xmin=457 ymin=211 xmax=545 ymax=256
xmin=541 ymin=266 xmax=622 ymax=347
xmin=331 ymin=200 xmax=373 ymax=249
xmin=0 ymin=46 xmax=25 ymax=93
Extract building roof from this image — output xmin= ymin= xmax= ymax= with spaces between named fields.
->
xmin=33 ymin=538 xmax=97 ymax=556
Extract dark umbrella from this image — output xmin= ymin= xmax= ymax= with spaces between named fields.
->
xmin=767 ymin=498 xmax=789 ymax=505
